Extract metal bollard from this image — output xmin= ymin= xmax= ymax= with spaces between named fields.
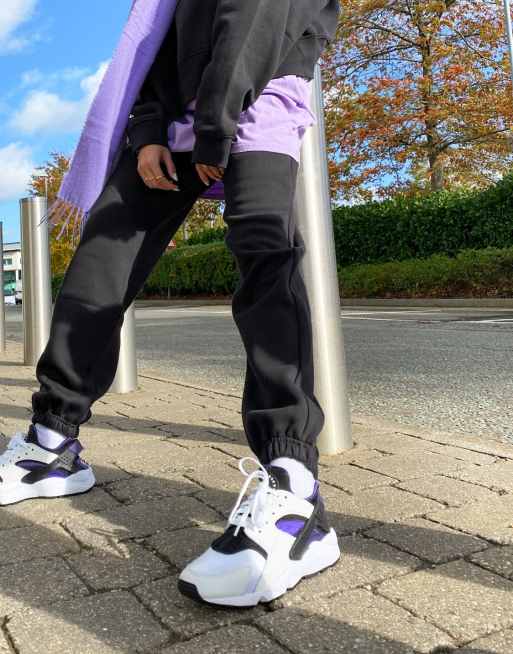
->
xmin=108 ymin=302 xmax=138 ymax=393
xmin=20 ymin=197 xmax=52 ymax=366
xmin=0 ymin=222 xmax=6 ymax=353
xmin=294 ymin=63 xmax=353 ymax=454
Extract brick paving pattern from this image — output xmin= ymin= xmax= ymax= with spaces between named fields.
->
xmin=0 ymin=340 xmax=512 ymax=653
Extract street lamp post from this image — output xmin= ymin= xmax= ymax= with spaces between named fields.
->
xmin=0 ymin=222 xmax=6 ymax=353
xmin=504 ymin=0 xmax=513 ymax=79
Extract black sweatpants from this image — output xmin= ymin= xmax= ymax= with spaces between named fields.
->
xmin=31 ymin=145 xmax=325 ymax=477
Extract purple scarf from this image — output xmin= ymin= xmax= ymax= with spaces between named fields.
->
xmin=40 ymin=0 xmax=179 ymax=242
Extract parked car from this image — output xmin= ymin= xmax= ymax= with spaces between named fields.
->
xmin=15 ymin=290 xmax=22 ymax=304
xmin=4 ymin=294 xmax=15 ymax=305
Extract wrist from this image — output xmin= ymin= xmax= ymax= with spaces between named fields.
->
xmin=192 ymin=135 xmax=233 ymax=169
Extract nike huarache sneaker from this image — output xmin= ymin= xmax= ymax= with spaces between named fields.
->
xmin=178 ymin=456 xmax=340 ymax=607
xmin=0 ymin=424 xmax=95 ymax=505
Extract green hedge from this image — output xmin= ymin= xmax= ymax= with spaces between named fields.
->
xmin=144 ymin=241 xmax=238 ymax=296
xmin=174 ymin=173 xmax=513 ymax=269
xmin=339 ymin=246 xmax=513 ymax=298
xmin=333 ymin=174 xmax=513 ymax=267
xmin=52 ymin=244 xmax=513 ymax=300
xmin=183 ymin=226 xmax=227 ymax=246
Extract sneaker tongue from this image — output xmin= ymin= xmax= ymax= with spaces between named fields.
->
xmin=26 ymin=424 xmax=39 ymax=445
xmin=265 ymin=465 xmax=292 ymax=492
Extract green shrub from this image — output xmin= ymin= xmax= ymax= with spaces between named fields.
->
xmin=339 ymin=246 xmax=513 ymax=298
xmin=333 ymin=174 xmax=513 ymax=267
xmin=52 ymin=273 xmax=65 ymax=301
xmin=182 ymin=226 xmax=227 ymax=246
xmin=143 ymin=241 xmax=238 ymax=296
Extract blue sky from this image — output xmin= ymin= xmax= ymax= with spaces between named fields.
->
xmin=0 ymin=0 xmax=131 ymax=243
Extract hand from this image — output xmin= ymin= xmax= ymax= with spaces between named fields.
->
xmin=137 ymin=145 xmax=179 ymax=191
xmin=195 ymin=163 xmax=225 ymax=186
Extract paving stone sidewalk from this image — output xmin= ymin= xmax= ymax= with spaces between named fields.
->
xmin=1 ymin=339 xmax=512 ymax=654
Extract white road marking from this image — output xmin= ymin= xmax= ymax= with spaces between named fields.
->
xmin=136 ymin=306 xmax=513 ymax=324
xmin=459 ymin=318 xmax=513 ymax=324
xmin=340 ymin=316 xmax=420 ymax=322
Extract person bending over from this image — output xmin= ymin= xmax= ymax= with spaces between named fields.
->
xmin=0 ymin=0 xmax=341 ymax=607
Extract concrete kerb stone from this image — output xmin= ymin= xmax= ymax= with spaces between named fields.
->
xmin=377 ymin=559 xmax=513 ymax=643
xmin=133 ymin=575 xmax=266 ymax=639
xmin=161 ymin=625 xmax=288 ymax=654
xmin=0 ymin=557 xmax=88 ymax=619
xmin=449 ymin=460 xmax=513 ymax=494
xmin=270 ymin=534 xmax=421 ymax=608
xmin=145 ymin=522 xmax=226 ymax=570
xmin=364 ymin=517 xmax=488 ymax=564
xmin=469 ymin=545 xmax=513 ymax=581
xmin=396 ymin=475 xmax=501 ymax=508
xmin=62 ymin=495 xmax=221 ymax=553
xmin=458 ymin=628 xmax=513 ymax=653
xmin=5 ymin=591 xmax=170 ymax=654
xmin=0 ymin=524 xmax=80 ymax=566
xmin=427 ymin=495 xmax=513 ymax=545
xmin=65 ymin=541 xmax=171 ymax=591
xmin=257 ymin=588 xmax=455 ymax=653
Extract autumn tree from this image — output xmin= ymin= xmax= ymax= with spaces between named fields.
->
xmin=29 ymin=152 xmax=75 ymax=275
xmin=175 ymin=198 xmax=224 ymax=245
xmin=323 ymin=0 xmax=513 ymax=201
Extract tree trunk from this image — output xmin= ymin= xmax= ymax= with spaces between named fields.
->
xmin=428 ymin=150 xmax=444 ymax=191
xmin=419 ymin=31 xmax=444 ymax=191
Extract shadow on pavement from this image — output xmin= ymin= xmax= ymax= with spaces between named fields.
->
xmin=0 ymin=449 xmax=510 ymax=653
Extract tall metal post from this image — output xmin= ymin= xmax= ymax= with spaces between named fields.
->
xmin=0 ymin=222 xmax=6 ymax=353
xmin=294 ymin=63 xmax=353 ymax=454
xmin=20 ymin=197 xmax=52 ymax=365
xmin=108 ymin=302 xmax=138 ymax=393
xmin=504 ymin=0 xmax=513 ymax=79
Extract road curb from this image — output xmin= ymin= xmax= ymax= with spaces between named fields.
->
xmin=135 ymin=297 xmax=513 ymax=309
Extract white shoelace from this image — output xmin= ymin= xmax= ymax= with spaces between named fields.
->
xmin=0 ymin=432 xmax=26 ymax=465
xmin=228 ymin=457 xmax=282 ymax=536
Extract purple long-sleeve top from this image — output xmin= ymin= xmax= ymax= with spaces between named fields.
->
xmin=168 ymin=75 xmax=316 ymax=199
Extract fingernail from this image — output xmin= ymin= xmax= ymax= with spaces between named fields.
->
xmin=170 ymin=174 xmax=179 ymax=182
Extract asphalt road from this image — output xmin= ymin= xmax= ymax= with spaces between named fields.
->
xmin=5 ymin=304 xmax=513 ymax=443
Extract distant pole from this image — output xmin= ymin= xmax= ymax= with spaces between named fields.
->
xmin=505 ymin=0 xmax=513 ymax=80
xmin=293 ymin=63 xmax=353 ymax=454
xmin=20 ymin=197 xmax=52 ymax=365
xmin=0 ymin=222 xmax=6 ymax=353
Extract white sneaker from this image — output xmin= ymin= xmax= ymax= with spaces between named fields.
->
xmin=178 ymin=457 xmax=340 ymax=607
xmin=0 ymin=424 xmax=95 ymax=506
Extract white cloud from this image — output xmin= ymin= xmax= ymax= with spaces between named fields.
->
xmin=0 ymin=142 xmax=34 ymax=201
xmin=80 ymin=61 xmax=109 ymax=103
xmin=0 ymin=0 xmax=37 ymax=53
xmin=61 ymin=66 xmax=91 ymax=82
xmin=9 ymin=90 xmax=81 ymax=134
xmin=20 ymin=66 xmax=90 ymax=88
xmin=20 ymin=68 xmax=43 ymax=87
xmin=8 ymin=60 xmax=110 ymax=135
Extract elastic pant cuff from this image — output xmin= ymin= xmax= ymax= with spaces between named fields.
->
xmin=259 ymin=436 xmax=319 ymax=479
xmin=31 ymin=411 xmax=80 ymax=439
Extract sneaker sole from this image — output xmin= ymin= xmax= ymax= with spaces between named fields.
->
xmin=0 ymin=467 xmax=96 ymax=506
xmin=178 ymin=528 xmax=341 ymax=608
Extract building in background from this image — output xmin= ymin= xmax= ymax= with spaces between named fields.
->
xmin=3 ymin=242 xmax=22 ymax=297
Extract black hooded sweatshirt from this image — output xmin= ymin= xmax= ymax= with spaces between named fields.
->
xmin=126 ymin=0 xmax=340 ymax=168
